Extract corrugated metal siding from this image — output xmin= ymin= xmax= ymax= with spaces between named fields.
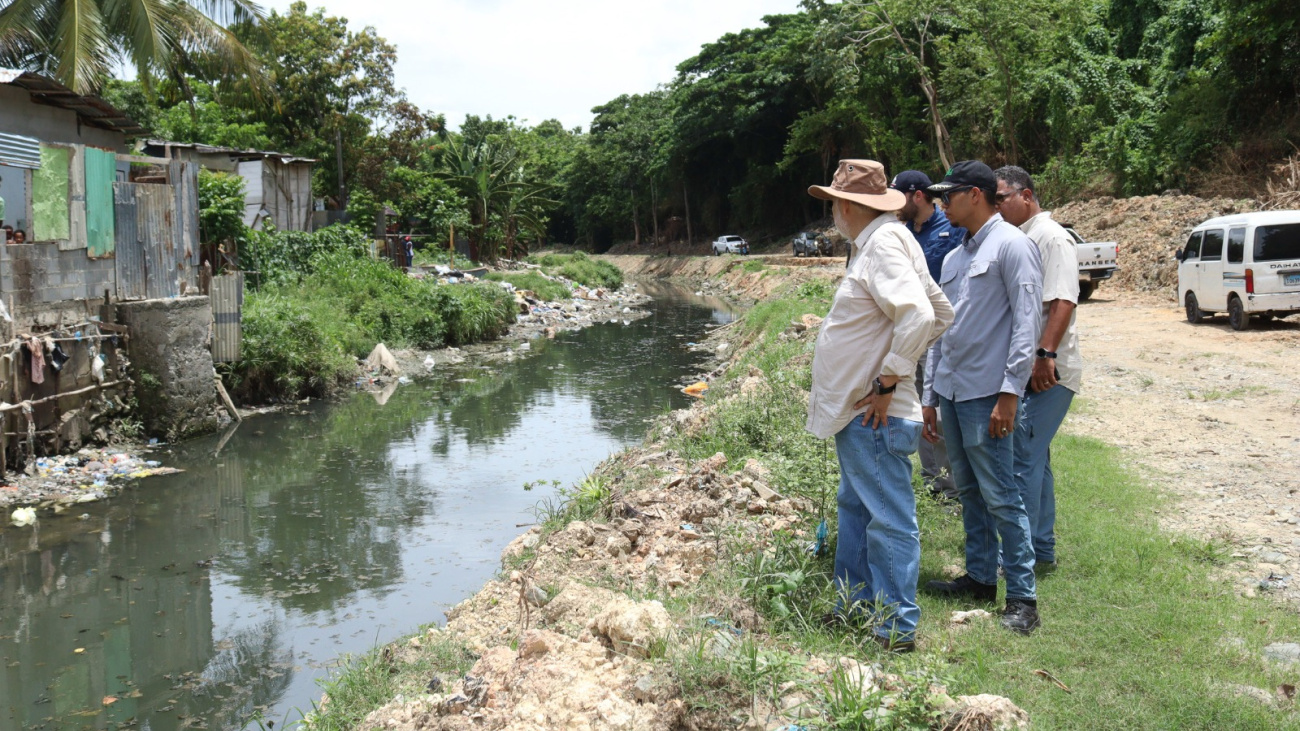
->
xmin=0 ymin=132 xmax=40 ymax=169
xmin=137 ymin=184 xmax=179 ymax=299
xmin=210 ymin=272 xmax=243 ymax=362
xmin=113 ymin=182 xmax=146 ymax=300
xmin=169 ymin=161 xmax=198 ymax=294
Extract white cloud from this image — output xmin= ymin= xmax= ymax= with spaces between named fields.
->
xmin=261 ymin=0 xmax=802 ymax=131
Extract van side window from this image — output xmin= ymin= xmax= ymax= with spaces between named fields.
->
xmin=1255 ymin=223 xmax=1300 ymax=262
xmin=1183 ymin=231 xmax=1203 ymax=260
xmin=1201 ymin=229 xmax=1224 ymax=261
xmin=1227 ymin=227 xmax=1246 ymax=264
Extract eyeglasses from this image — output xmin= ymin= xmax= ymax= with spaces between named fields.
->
xmin=939 ymin=186 xmax=974 ymax=205
xmin=994 ymin=189 xmax=1025 ymax=204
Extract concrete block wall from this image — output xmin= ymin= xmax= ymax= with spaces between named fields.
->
xmin=1 ymin=243 xmax=117 ymax=325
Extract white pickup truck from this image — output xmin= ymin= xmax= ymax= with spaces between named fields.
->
xmin=1063 ymin=225 xmax=1119 ymax=301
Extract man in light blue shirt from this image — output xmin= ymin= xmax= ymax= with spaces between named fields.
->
xmin=920 ymin=161 xmax=1044 ymax=635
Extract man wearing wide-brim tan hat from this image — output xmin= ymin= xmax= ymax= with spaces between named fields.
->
xmin=805 ymin=159 xmax=954 ymax=652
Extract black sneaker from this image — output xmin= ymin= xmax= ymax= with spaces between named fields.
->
xmin=1001 ymin=599 xmax=1041 ymax=634
xmin=872 ymin=634 xmax=915 ymax=654
xmin=923 ymin=574 xmax=997 ymax=602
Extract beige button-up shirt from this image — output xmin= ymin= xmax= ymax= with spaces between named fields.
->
xmin=1020 ymin=211 xmax=1083 ymax=394
xmin=806 ymin=214 xmax=954 ymax=439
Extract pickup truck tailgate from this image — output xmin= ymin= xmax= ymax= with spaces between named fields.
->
xmin=1078 ymin=241 xmax=1118 ymax=271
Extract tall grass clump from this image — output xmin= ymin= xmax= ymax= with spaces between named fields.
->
xmin=528 ymin=251 xmax=623 ymax=289
xmin=485 ymin=270 xmax=572 ymax=302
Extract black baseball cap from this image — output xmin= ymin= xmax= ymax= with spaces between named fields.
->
xmin=926 ymin=160 xmax=997 ymax=193
xmin=888 ymin=170 xmax=932 ymax=193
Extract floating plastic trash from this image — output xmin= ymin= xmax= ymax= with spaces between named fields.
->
xmin=682 ymin=381 xmax=709 ymax=398
xmin=10 ymin=507 xmax=37 ymax=527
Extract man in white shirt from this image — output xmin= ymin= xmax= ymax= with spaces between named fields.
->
xmin=806 ymin=159 xmax=953 ymax=652
xmin=994 ymin=165 xmax=1082 ymax=568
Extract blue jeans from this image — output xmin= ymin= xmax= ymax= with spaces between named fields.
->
xmin=1014 ymin=385 xmax=1074 ymax=564
xmin=940 ymin=395 xmax=1037 ymax=601
xmin=833 ymin=416 xmax=923 ymax=642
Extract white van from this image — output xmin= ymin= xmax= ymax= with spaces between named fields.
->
xmin=1176 ymin=210 xmax=1300 ymax=330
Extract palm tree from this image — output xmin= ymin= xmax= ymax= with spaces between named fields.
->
xmin=0 ymin=0 xmax=265 ymax=97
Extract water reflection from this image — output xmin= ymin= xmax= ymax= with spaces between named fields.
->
xmin=0 ymin=283 xmax=738 ymax=730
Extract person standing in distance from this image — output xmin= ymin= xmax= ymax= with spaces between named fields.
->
xmin=994 ymin=165 xmax=1081 ymax=570
xmin=920 ymin=161 xmax=1044 ymax=634
xmin=806 ymin=159 xmax=953 ymax=652
xmin=890 ymin=170 xmax=964 ymax=501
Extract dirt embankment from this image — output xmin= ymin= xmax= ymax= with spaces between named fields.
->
xmin=601 ymin=254 xmax=841 ymax=304
xmin=1055 ymin=194 xmax=1260 ymax=295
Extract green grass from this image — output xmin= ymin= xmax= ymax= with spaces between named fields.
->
xmin=528 ymin=251 xmax=624 ymax=289
xmin=740 ymin=259 xmax=766 ymax=273
xmin=300 ymin=628 xmax=475 ymax=730
xmin=485 ymin=270 xmax=572 ymax=302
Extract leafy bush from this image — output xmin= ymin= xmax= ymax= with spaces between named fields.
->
xmin=485 ymin=271 xmax=571 ymax=302
xmin=197 ymin=169 xmax=247 ymax=248
xmin=527 ymin=251 xmax=623 ymax=289
xmin=243 ymin=224 xmax=371 ymax=288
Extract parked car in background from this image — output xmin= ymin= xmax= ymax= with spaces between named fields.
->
xmin=792 ymin=231 xmax=831 ymax=257
xmin=712 ymin=235 xmax=750 ymax=255
xmin=1176 ymin=211 xmax=1300 ymax=330
xmin=1062 ymin=225 xmax=1119 ymax=301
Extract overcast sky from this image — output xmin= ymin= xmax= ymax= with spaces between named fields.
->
xmin=261 ymin=0 xmax=802 ymax=131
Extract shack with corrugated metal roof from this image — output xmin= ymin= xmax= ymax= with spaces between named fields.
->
xmin=142 ymin=140 xmax=316 ymax=232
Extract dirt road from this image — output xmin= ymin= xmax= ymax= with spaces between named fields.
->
xmin=1065 ymin=294 xmax=1300 ymax=601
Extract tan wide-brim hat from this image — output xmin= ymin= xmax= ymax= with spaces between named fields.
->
xmin=808 ymin=159 xmax=906 ymax=211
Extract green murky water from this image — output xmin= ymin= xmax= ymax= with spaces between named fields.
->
xmin=0 ymin=282 xmax=738 ymax=730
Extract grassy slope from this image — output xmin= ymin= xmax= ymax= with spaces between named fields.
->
xmin=304 ymin=280 xmax=1300 ymax=730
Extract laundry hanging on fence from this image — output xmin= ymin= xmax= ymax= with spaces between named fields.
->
xmin=33 ymin=144 xmax=70 ymax=242
xmin=26 ymin=336 xmax=45 ymax=384
xmin=84 ymin=147 xmax=116 ymax=257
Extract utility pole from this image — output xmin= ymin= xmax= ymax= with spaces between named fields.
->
xmin=335 ymin=127 xmax=347 ymax=210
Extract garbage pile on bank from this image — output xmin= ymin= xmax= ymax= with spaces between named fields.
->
xmin=496 ymin=280 xmax=652 ymax=341
xmin=2 ymin=446 xmax=179 ymax=514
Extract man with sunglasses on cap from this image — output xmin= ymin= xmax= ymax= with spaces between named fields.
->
xmin=891 ymin=170 xmax=964 ymax=502
xmin=920 ymin=161 xmax=1044 ymax=634
xmin=806 ymin=159 xmax=953 ymax=652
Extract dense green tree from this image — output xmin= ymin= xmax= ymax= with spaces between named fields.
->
xmin=234 ymin=1 xmax=399 ymax=207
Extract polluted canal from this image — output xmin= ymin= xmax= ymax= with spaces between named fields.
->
xmin=0 ymin=283 xmax=740 ymax=730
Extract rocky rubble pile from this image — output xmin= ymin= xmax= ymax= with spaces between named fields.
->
xmin=1054 ymin=193 xmax=1260 ymax=294
xmin=356 ymin=423 xmax=1030 ymax=730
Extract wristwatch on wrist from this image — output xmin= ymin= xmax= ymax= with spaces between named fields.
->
xmin=1036 ymin=348 xmax=1057 ymax=359
xmin=873 ymin=377 xmax=897 ymax=395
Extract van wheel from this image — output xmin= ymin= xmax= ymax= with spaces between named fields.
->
xmin=1078 ymin=280 xmax=1095 ymax=302
xmin=1228 ymin=295 xmax=1251 ymax=331
xmin=1185 ymin=292 xmax=1205 ymax=324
